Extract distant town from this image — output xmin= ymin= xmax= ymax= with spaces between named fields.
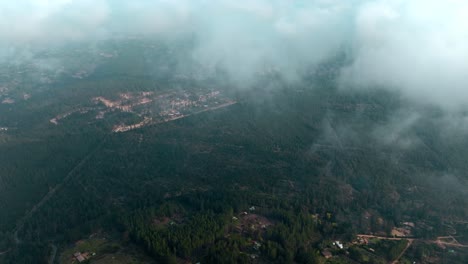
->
xmin=50 ymin=89 xmax=236 ymax=133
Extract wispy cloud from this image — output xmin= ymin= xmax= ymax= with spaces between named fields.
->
xmin=1 ymin=0 xmax=467 ymax=109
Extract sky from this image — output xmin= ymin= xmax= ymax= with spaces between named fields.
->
xmin=1 ymin=0 xmax=467 ymax=110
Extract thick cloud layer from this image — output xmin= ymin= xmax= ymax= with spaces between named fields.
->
xmin=1 ymin=0 xmax=467 ymax=109
xmin=341 ymin=0 xmax=468 ymax=110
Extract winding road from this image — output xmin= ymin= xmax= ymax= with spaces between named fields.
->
xmin=357 ymin=234 xmax=468 ymax=248
xmin=357 ymin=234 xmax=468 ymax=264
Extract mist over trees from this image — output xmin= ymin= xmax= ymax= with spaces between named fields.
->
xmin=1 ymin=1 xmax=468 ymax=264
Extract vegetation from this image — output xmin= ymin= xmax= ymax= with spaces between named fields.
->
xmin=1 ymin=39 xmax=468 ymax=263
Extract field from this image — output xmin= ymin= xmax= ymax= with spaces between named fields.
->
xmin=59 ymin=234 xmax=153 ymax=264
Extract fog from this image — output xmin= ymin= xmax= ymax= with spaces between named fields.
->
xmin=1 ymin=0 xmax=468 ymax=109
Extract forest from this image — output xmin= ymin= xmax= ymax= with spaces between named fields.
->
xmin=1 ymin=39 xmax=468 ymax=263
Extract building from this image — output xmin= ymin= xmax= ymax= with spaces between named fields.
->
xmin=74 ymin=252 xmax=86 ymax=263
xmin=333 ymin=241 xmax=344 ymax=249
xmin=322 ymin=250 xmax=333 ymax=259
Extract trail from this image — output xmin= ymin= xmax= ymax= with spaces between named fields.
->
xmin=434 ymin=236 xmax=468 ymax=248
xmin=151 ymin=101 xmax=237 ymax=126
xmin=357 ymin=234 xmax=410 ymax=241
xmin=48 ymin=244 xmax=57 ymax=264
xmin=392 ymin=239 xmax=413 ymax=264
xmin=357 ymin=234 xmax=468 ymax=248
xmin=0 ymin=249 xmax=11 ymax=255
xmin=13 ymin=136 xmax=108 ymax=245
xmin=324 ymin=116 xmax=344 ymax=150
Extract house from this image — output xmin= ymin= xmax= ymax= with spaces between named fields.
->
xmin=74 ymin=252 xmax=86 ymax=263
xmin=333 ymin=241 xmax=344 ymax=249
xmin=392 ymin=227 xmax=412 ymax=237
xmin=321 ymin=250 xmax=333 ymax=259
xmin=253 ymin=241 xmax=261 ymax=250
xmin=403 ymin=222 xmax=416 ymax=228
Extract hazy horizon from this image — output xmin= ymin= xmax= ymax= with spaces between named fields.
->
xmin=1 ymin=0 xmax=468 ymax=110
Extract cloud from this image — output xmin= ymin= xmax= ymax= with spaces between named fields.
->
xmin=108 ymin=0 xmax=193 ymax=36
xmin=190 ymin=0 xmax=353 ymax=83
xmin=1 ymin=0 xmax=468 ymax=109
xmin=341 ymin=0 xmax=468 ymax=110
xmin=372 ymin=111 xmax=421 ymax=149
xmin=0 ymin=0 xmax=110 ymax=44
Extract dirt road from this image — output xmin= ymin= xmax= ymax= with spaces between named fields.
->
xmin=48 ymin=244 xmax=57 ymax=264
xmin=392 ymin=239 xmax=413 ymax=264
xmin=357 ymin=233 xmax=468 ymax=263
xmin=357 ymin=234 xmax=468 ymax=247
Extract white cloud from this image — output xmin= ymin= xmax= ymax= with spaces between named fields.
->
xmin=341 ymin=0 xmax=468 ymax=110
xmin=1 ymin=0 xmax=468 ymax=109
xmin=0 ymin=0 xmax=109 ymax=44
